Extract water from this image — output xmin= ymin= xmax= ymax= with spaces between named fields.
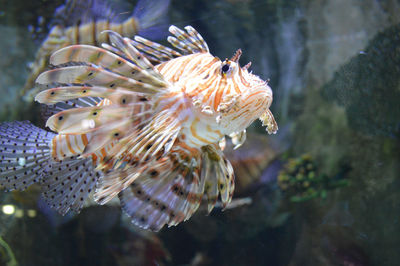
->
xmin=0 ymin=0 xmax=400 ymax=265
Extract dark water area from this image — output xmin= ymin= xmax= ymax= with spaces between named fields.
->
xmin=0 ymin=0 xmax=400 ymax=265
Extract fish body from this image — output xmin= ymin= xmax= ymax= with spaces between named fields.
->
xmin=1 ymin=25 xmax=277 ymax=231
xmin=23 ymin=0 xmax=170 ymax=101
xmin=156 ymin=52 xmax=268 ymax=139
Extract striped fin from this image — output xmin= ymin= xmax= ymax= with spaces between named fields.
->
xmin=93 ymin=165 xmax=143 ymax=205
xmin=100 ymin=141 xmax=235 ymax=231
xmin=104 ymin=108 xmax=181 ymax=167
xmin=131 ymin=36 xmax=181 ymax=63
xmin=167 ymin=25 xmax=209 ymax=55
xmin=41 ymin=97 xmax=102 ymax=126
xmin=49 ymin=45 xmax=165 ymax=87
xmin=21 ymin=26 xmax=66 ymax=102
xmin=105 ymin=31 xmax=164 ymax=80
xmin=36 ymin=65 xmax=161 ymax=94
xmin=0 ymin=121 xmax=55 ymax=191
xmin=92 ymin=139 xmax=187 ymax=204
xmin=41 ymin=156 xmax=102 ymax=215
xmin=94 ymin=138 xmax=193 ymax=202
xmin=81 ymin=119 xmax=132 ymax=156
xmin=118 ymin=148 xmax=204 ymax=231
xmin=90 ymin=142 xmax=115 ymax=166
xmin=50 ymin=133 xmax=91 ymax=160
xmin=49 ymin=97 xmax=117 ymax=161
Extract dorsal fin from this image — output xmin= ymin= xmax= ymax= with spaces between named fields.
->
xmin=131 ymin=25 xmax=210 ymax=63
xmin=167 ymin=25 xmax=209 ymax=54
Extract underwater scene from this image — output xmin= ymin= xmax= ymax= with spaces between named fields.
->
xmin=0 ymin=0 xmax=399 ymax=265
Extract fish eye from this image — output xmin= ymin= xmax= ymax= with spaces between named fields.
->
xmin=221 ymin=64 xmax=230 ymax=73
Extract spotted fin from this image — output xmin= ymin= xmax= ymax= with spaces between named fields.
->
xmin=49 ymin=45 xmax=137 ymax=71
xmin=167 ymin=25 xmax=209 ymax=54
xmin=131 ymin=25 xmax=209 ymax=63
xmin=36 ymin=31 xmax=176 ymax=170
xmin=43 ymin=98 xmax=113 ymax=161
xmin=45 ymin=105 xmax=138 ymax=134
xmin=103 ymin=108 xmax=182 ymax=168
xmin=201 ymin=144 xmax=235 ymax=213
xmin=36 ymin=65 xmax=161 ymax=94
xmin=92 ymin=114 xmax=182 ymax=202
xmin=0 ymin=121 xmax=103 ymax=215
xmin=117 ymin=146 xmax=204 ymax=231
xmin=81 ymin=119 xmax=132 ymax=156
xmin=101 ymin=142 xmax=234 ymax=231
xmin=36 ymin=86 xmax=142 ymax=105
xmin=41 ymin=156 xmax=102 ymax=215
xmin=0 ymin=121 xmax=55 ymax=191
xmin=49 ymin=45 xmax=164 ymax=86
xmin=41 ymin=97 xmax=103 ymax=121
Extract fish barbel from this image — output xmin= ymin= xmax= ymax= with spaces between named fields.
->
xmin=1 ymin=25 xmax=278 ymax=231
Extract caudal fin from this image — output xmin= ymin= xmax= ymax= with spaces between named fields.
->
xmin=0 ymin=121 xmax=102 ymax=215
xmin=41 ymin=155 xmax=102 ymax=215
xmin=0 ymin=121 xmax=55 ymax=191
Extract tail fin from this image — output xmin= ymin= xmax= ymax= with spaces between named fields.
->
xmin=134 ymin=0 xmax=170 ymax=39
xmin=41 ymin=155 xmax=101 ymax=215
xmin=0 ymin=121 xmax=101 ymax=215
xmin=0 ymin=121 xmax=55 ymax=191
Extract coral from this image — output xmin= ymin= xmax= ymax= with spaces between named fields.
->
xmin=278 ymin=154 xmax=349 ymax=202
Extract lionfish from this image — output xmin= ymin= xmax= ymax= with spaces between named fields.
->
xmin=22 ymin=0 xmax=170 ymax=101
xmin=0 ymin=25 xmax=278 ymax=231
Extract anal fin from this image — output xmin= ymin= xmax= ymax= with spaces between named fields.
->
xmin=41 ymin=156 xmax=102 ymax=215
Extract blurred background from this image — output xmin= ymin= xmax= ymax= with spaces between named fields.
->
xmin=0 ymin=0 xmax=400 ymax=265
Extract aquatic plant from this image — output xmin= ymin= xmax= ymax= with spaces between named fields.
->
xmin=0 ymin=236 xmax=17 ymax=266
xmin=278 ymin=154 xmax=349 ymax=202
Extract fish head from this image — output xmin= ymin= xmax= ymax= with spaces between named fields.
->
xmin=212 ymin=49 xmax=277 ymax=135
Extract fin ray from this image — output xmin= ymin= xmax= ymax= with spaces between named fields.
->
xmin=36 ymin=65 xmax=161 ymax=94
xmin=0 ymin=122 xmax=55 ymax=191
xmin=41 ymin=156 xmax=101 ymax=215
